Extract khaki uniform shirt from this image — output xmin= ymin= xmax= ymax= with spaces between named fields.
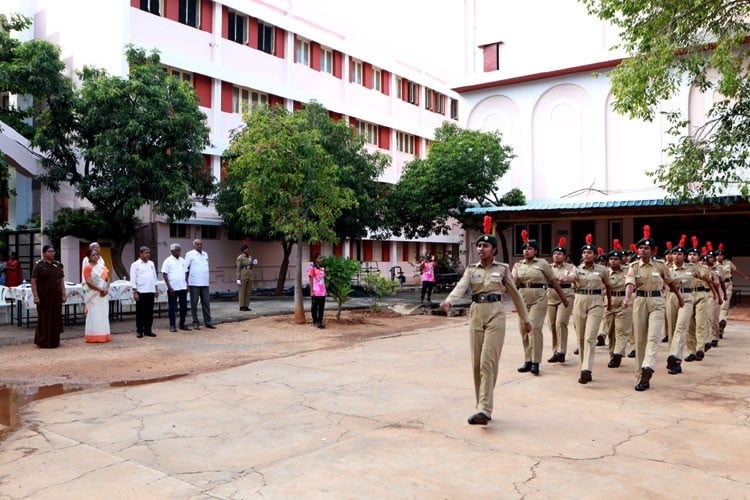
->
xmin=547 ymin=262 xmax=576 ymax=306
xmin=574 ymin=263 xmax=608 ymax=292
xmin=446 ymin=260 xmax=529 ymax=323
xmin=625 ymin=259 xmax=675 ymax=291
xmin=720 ymin=260 xmax=736 ymax=282
xmin=236 ymin=253 xmax=254 ymax=281
xmin=671 ymin=263 xmax=705 ymax=303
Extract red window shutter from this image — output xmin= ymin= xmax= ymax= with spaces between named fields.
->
xmin=164 ymin=0 xmax=179 ymax=21
xmin=248 ymin=18 xmax=259 ymax=49
xmin=193 ymin=74 xmax=212 ymax=107
xmin=483 ymin=43 xmax=499 ymax=72
xmin=130 ymin=0 xmax=139 ymax=8
xmin=333 ymin=51 xmax=342 ymax=79
xmin=293 ymin=101 xmax=303 ymax=112
xmin=401 ymin=243 xmax=410 ymax=262
xmin=381 ymin=70 xmax=390 ymax=95
xmin=378 ymin=126 xmax=390 ymax=150
xmin=269 ymin=95 xmax=284 ymax=108
xmin=221 ymin=6 xmax=229 ymax=38
xmin=329 ymin=111 xmax=342 ymax=122
xmin=199 ymin=1 xmax=212 ymax=32
xmin=310 ymin=242 xmax=322 ymax=260
xmin=402 ymin=79 xmax=408 ymax=101
xmin=414 ymin=138 xmax=421 ymax=157
xmin=274 ymin=27 xmax=285 ymax=58
xmin=311 ymin=42 xmax=321 ymax=71
xmin=333 ymin=243 xmax=343 ymax=257
xmin=381 ymin=241 xmax=391 ymax=261
xmin=363 ymin=241 xmax=373 ymax=261
xmin=348 ymin=56 xmax=354 ymax=82
xmin=363 ymin=63 xmax=372 ymax=88
xmin=349 ymin=117 xmax=356 ymax=128
xmin=221 ymin=81 xmax=233 ymax=112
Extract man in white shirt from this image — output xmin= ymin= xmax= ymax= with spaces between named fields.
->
xmin=161 ymin=243 xmax=189 ymax=332
xmin=129 ymin=246 xmax=159 ymax=338
xmin=184 ymin=238 xmax=215 ymax=329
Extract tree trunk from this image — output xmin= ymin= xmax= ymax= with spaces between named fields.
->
xmin=274 ymin=241 xmax=294 ymax=296
xmin=109 ymin=241 xmax=129 ymax=280
xmin=293 ymin=236 xmax=305 ymax=324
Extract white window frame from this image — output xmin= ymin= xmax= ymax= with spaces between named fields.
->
xmin=164 ymin=66 xmax=193 ymax=85
xmin=295 ymin=37 xmax=311 ymax=67
xmin=258 ymin=21 xmax=275 ymax=54
xmin=140 ymin=0 xmax=163 ymax=16
xmin=178 ymin=0 xmax=200 ymax=28
xmin=355 ymin=120 xmax=379 ymax=146
xmin=351 ymin=59 xmax=363 ymax=85
xmin=450 ymin=98 xmax=459 ymax=120
xmin=227 ymin=11 xmax=248 ymax=44
xmin=396 ymin=131 xmax=415 ymax=154
xmin=435 ymin=93 xmax=445 ymax=114
xmin=320 ymin=47 xmax=334 ymax=74
xmin=396 ymin=77 xmax=403 ymax=99
xmin=407 ymin=81 xmax=419 ymax=105
xmin=424 ymin=88 xmax=433 ymax=110
xmin=372 ymin=68 xmax=382 ymax=92
xmin=232 ymin=85 xmax=269 ymax=114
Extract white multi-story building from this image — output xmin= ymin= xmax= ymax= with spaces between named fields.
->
xmin=1 ymin=0 xmax=464 ymax=289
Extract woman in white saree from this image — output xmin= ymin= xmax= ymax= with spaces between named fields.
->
xmin=83 ymin=249 xmax=111 ymax=343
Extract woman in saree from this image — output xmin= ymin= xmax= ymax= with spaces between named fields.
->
xmin=83 ymin=248 xmax=111 ymax=343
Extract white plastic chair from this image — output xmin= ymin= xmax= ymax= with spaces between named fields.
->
xmin=0 ymin=285 xmax=11 ymax=324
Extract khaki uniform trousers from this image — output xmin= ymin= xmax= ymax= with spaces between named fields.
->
xmin=710 ymin=296 xmax=720 ymax=341
xmin=546 ymin=293 xmax=574 ymax=355
xmin=238 ymin=278 xmax=253 ymax=308
xmin=668 ymin=294 xmax=694 ymax=360
xmin=604 ymin=297 xmax=632 ymax=357
xmin=720 ymin=282 xmax=732 ymax=323
xmin=519 ymin=288 xmax=547 ymax=363
xmin=665 ymin=291 xmax=678 ymax=345
xmin=572 ymin=294 xmax=604 ymax=372
xmin=632 ymin=295 xmax=666 ymax=377
xmin=468 ymin=301 xmax=506 ymax=417
xmin=687 ymin=292 xmax=711 ymax=354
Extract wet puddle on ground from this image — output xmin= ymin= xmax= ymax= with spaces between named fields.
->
xmin=0 ymin=374 xmax=188 ymax=442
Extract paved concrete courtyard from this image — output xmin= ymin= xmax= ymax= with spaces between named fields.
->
xmin=1 ymin=311 xmax=749 ymax=499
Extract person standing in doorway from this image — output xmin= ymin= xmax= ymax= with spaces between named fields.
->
xmin=185 ymin=238 xmax=215 ymax=329
xmin=236 ymin=243 xmax=255 ymax=311
xmin=162 ymin=243 xmax=190 ymax=332
xmin=31 ymin=245 xmax=66 ymax=349
xmin=130 ymin=246 xmax=159 ymax=339
xmin=419 ymin=254 xmax=436 ymax=303
xmin=308 ymin=253 xmax=327 ymax=328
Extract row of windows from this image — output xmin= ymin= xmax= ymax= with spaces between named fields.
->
xmin=136 ymin=1 xmax=457 ymax=119
xmin=169 ymin=223 xmax=219 ymax=240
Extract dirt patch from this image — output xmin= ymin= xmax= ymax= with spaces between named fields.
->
xmin=0 ymin=309 xmax=453 ymax=389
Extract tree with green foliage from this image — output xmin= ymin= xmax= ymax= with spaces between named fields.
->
xmin=223 ymin=102 xmax=366 ymax=323
xmin=362 ymin=272 xmax=399 ymax=311
xmin=581 ymin=0 xmax=750 ymax=201
xmin=321 ymin=255 xmax=361 ymax=320
xmin=385 ymin=122 xmax=522 ymax=261
xmin=216 ymin=101 xmax=388 ymax=297
xmin=1 ymin=17 xmax=213 ymax=277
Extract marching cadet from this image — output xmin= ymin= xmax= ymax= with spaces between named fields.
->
xmin=715 ymin=243 xmax=749 ymax=337
xmin=661 ymin=241 xmax=675 ymax=344
xmin=571 ymin=235 xmax=612 ymax=384
xmin=703 ymin=243 xmax=727 ymax=349
xmin=595 ymin=247 xmax=608 ymax=347
xmin=603 ymin=240 xmax=632 ymax=368
xmin=546 ymin=237 xmax=576 ymax=364
xmin=513 ymin=230 xmax=569 ymax=376
xmin=685 ymin=238 xmax=717 ymax=362
xmin=623 ymin=226 xmax=684 ymax=392
xmin=441 ymin=216 xmax=531 ymax=426
xmin=665 ymin=236 xmax=715 ymax=374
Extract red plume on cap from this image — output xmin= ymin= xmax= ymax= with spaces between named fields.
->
xmin=558 ymin=237 xmax=566 ymax=248
xmin=643 ymin=225 xmax=651 ymax=239
xmin=521 ymin=229 xmax=529 ymax=244
xmin=719 ymin=243 xmax=725 ymax=252
xmin=679 ymin=234 xmax=686 ymax=248
xmin=613 ymin=239 xmax=622 ymax=251
xmin=692 ymin=236 xmax=699 ymax=249
xmin=706 ymin=241 xmax=714 ymax=252
xmin=630 ymin=243 xmax=637 ymax=253
xmin=666 ymin=241 xmax=673 ymax=250
xmin=483 ymin=215 xmax=492 ymax=235
xmin=585 ymin=234 xmax=593 ymax=245
xmin=597 ymin=247 xmax=604 ymax=256
xmin=701 ymin=246 xmax=707 ymax=256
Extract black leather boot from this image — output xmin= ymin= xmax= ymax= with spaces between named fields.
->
xmin=517 ymin=361 xmax=532 ymax=373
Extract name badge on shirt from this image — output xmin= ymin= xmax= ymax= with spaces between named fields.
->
xmin=651 ymin=272 xmax=660 ymax=278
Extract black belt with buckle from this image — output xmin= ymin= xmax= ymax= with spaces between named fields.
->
xmin=610 ymin=291 xmax=626 ymax=297
xmin=472 ymin=293 xmax=501 ymax=303
xmin=559 ymin=283 xmax=572 ymax=289
xmin=576 ymin=289 xmax=602 ymax=295
xmin=679 ymin=288 xmax=694 ymax=293
xmin=636 ymin=290 xmax=661 ymax=297
xmin=695 ymin=287 xmax=709 ymax=292
xmin=517 ymin=283 xmax=547 ymax=289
